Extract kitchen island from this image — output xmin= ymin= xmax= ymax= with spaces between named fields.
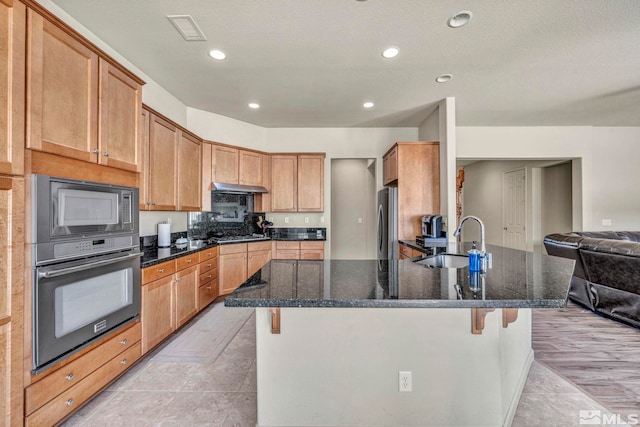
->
xmin=225 ymin=243 xmax=574 ymax=427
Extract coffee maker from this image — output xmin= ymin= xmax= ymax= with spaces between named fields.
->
xmin=421 ymin=215 xmax=443 ymax=238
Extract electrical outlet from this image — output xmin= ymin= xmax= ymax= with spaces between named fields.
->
xmin=320 ymin=216 xmax=325 ymax=223
xmin=602 ymin=219 xmax=612 ymax=226
xmin=284 ymin=217 xmax=289 ymax=224
xmin=357 ymin=217 xmax=363 ymax=224
xmin=399 ymin=371 xmax=412 ymax=392
xmin=305 ymin=217 xmax=309 ymax=224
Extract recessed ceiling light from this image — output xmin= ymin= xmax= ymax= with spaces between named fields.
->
xmin=363 ymin=102 xmax=374 ymax=109
xmin=248 ymin=103 xmax=260 ymax=109
xmin=209 ymin=49 xmax=226 ymax=60
xmin=435 ymin=74 xmax=453 ymax=83
xmin=381 ymin=47 xmax=399 ymax=59
xmin=447 ymin=10 xmax=473 ymax=28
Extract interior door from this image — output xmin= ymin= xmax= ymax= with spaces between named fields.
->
xmin=503 ymin=168 xmax=527 ymax=250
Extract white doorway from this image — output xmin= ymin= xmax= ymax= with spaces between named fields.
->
xmin=503 ymin=168 xmax=527 ymax=250
xmin=330 ymin=159 xmax=377 ymax=259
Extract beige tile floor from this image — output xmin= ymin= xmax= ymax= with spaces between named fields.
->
xmin=62 ymin=303 xmax=619 ymax=427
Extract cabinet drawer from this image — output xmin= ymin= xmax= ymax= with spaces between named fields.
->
xmin=142 ymin=260 xmax=176 ymax=284
xmin=198 ymin=279 xmax=218 ymax=311
xmin=199 ymin=247 xmax=218 ymax=261
xmin=26 ymin=342 xmax=141 ymax=427
xmin=26 ymin=322 xmax=141 ymax=415
xmin=300 ymin=250 xmax=324 ymax=260
xmin=248 ymin=240 xmax=271 ymax=251
xmin=176 ymin=253 xmax=199 ymax=270
xmin=219 ymin=243 xmax=248 ymax=255
xmin=199 ymin=267 xmax=217 ymax=284
xmin=276 ymin=241 xmax=300 ymax=250
xmin=300 ymin=241 xmax=324 ymax=250
xmin=275 ymin=249 xmax=300 ymax=260
xmin=398 ymin=244 xmax=412 ymax=258
xmin=199 ymin=259 xmax=217 ymax=274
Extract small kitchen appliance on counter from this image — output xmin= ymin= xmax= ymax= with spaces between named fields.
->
xmin=421 ymin=215 xmax=443 ymax=239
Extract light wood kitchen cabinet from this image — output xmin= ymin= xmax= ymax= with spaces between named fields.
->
xmin=255 ymin=154 xmax=271 ymax=212
xmin=143 ymin=112 xmax=178 ymax=210
xmin=219 ymin=248 xmax=247 ymax=296
xmin=273 ymin=241 xmax=324 ymax=260
xmin=298 ymin=154 xmax=324 ymax=212
xmin=138 ymin=107 xmax=150 ymax=210
xmin=212 ymin=145 xmax=239 ymax=184
xmin=0 ymin=0 xmax=25 ymax=176
xmin=141 ymin=252 xmax=201 ymax=354
xmin=98 ymin=59 xmax=142 ymax=172
xmin=26 ymin=9 xmax=143 ymax=171
xmin=382 ymin=145 xmax=398 ymax=185
xmin=219 ymin=241 xmax=272 ymax=295
xmin=0 ymin=176 xmax=24 ymax=426
xmin=177 ymin=131 xmax=202 ymax=211
xmin=271 ymin=154 xmax=324 ymax=212
xmin=175 ymin=265 xmax=199 ymax=328
xmin=141 ymin=273 xmax=174 ymax=354
xmin=198 ymin=247 xmax=218 ymax=310
xmin=383 ymin=142 xmax=440 ymax=240
xmin=271 ymin=155 xmax=297 ymax=211
xmin=239 ymin=149 xmax=263 ymax=186
xmin=25 ymin=322 xmax=141 ymax=426
xmin=200 ymin=141 xmax=213 ymax=212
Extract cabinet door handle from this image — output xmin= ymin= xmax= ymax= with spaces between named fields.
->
xmin=206 ymin=286 xmax=212 ymax=290
xmin=103 ymin=152 xmax=110 ymax=157
xmin=151 ymin=202 xmax=156 ymax=206
xmin=92 ymin=148 xmax=99 ymax=154
xmin=66 ymin=399 xmax=74 ymax=407
xmin=65 ymin=373 xmax=74 ymax=381
xmin=206 ymin=275 xmax=212 ymax=279
xmin=121 ymin=339 xmax=128 ymax=345
xmin=158 ymin=268 xmax=165 ymax=273
xmin=121 ymin=359 xmax=128 ymax=365
xmin=187 ymin=259 xmax=192 ymax=263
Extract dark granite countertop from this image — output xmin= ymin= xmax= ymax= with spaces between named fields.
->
xmin=140 ymin=241 xmax=218 ymax=268
xmin=224 ymin=243 xmax=575 ymax=309
xmin=399 ymin=239 xmax=447 ymax=253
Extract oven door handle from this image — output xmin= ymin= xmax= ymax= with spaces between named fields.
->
xmin=37 ymin=252 xmax=144 ymax=279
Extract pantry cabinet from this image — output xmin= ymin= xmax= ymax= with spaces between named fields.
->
xmin=26 ymin=9 xmax=143 ymax=172
xmin=271 ymin=154 xmax=324 ymax=212
xmin=219 ymin=241 xmax=272 ymax=295
xmin=383 ymin=142 xmax=440 ymax=240
xmin=0 ymin=0 xmax=25 ymax=176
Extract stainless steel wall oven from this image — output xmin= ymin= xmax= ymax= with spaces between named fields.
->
xmin=31 ymin=175 xmax=141 ymax=373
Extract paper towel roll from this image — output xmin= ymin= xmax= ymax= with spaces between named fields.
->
xmin=158 ymin=223 xmax=171 ymax=248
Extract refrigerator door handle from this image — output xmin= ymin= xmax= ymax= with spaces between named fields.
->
xmin=377 ymin=204 xmax=384 ymax=255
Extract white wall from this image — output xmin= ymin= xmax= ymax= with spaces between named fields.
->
xmin=330 ymin=159 xmax=377 ymax=259
xmin=418 ymin=107 xmax=439 ymax=141
xmin=186 ymin=107 xmax=267 ymax=150
xmin=457 ymin=126 xmax=640 ymax=231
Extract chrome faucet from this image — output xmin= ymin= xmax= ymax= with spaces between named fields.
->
xmin=454 ymin=215 xmax=486 ymax=254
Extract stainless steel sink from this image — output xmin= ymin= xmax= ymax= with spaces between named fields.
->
xmin=414 ymin=253 xmax=469 ymax=269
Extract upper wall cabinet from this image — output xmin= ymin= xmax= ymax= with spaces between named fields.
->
xmin=26 ymin=8 xmax=143 ymax=172
xmin=211 ymin=144 xmax=265 ymax=187
xmin=271 ymin=154 xmax=324 ymax=212
xmin=141 ymin=106 xmax=201 ymax=212
xmin=0 ymin=0 xmax=25 ymax=176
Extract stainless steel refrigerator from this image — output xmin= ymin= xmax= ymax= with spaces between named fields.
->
xmin=377 ymin=187 xmax=399 ymax=297
xmin=377 ymin=187 xmax=398 ymax=260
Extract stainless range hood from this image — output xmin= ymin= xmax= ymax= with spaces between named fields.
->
xmin=212 ymin=182 xmax=268 ymax=194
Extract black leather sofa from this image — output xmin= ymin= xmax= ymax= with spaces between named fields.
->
xmin=544 ymin=231 xmax=640 ymax=328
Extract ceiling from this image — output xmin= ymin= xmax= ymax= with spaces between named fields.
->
xmin=50 ymin=0 xmax=640 ymax=128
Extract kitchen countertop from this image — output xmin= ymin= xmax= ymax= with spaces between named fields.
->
xmin=140 ymin=240 xmax=218 ymax=268
xmin=224 ymin=242 xmax=575 ymax=309
xmin=398 ymin=239 xmax=447 ymax=253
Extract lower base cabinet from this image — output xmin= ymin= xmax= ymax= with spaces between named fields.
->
xmin=25 ymin=323 xmax=142 ymax=426
xmin=219 ymin=241 xmax=272 ymax=295
xmin=273 ymin=241 xmax=325 ymax=260
xmin=198 ymin=247 xmax=219 ymax=310
xmin=141 ymin=252 xmax=201 ymax=355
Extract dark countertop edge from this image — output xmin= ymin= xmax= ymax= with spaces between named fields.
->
xmin=141 ymin=243 xmax=218 ymax=268
xmin=141 ymin=237 xmax=327 ymax=267
xmin=271 ymin=237 xmax=326 ymax=241
xmin=399 ymin=239 xmax=447 ymax=253
xmin=223 ymin=297 xmax=568 ymax=309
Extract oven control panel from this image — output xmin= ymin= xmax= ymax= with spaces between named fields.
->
xmin=53 ymin=236 xmax=134 ymax=259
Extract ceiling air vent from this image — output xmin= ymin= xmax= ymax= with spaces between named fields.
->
xmin=167 ymin=15 xmax=207 ymax=41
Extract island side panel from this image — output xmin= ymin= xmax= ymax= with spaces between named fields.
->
xmin=255 ymin=307 xmax=532 ymax=427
